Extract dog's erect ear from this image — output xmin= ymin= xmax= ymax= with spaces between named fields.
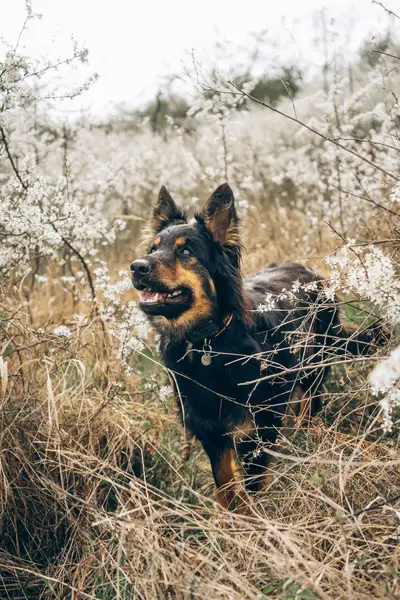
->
xmin=202 ymin=183 xmax=240 ymax=246
xmin=152 ymin=186 xmax=186 ymax=232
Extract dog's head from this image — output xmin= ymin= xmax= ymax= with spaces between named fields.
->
xmin=131 ymin=183 xmax=246 ymax=338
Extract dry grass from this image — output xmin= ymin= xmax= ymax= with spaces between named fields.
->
xmin=0 ymin=210 xmax=399 ymax=600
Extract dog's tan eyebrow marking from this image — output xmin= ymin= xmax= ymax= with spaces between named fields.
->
xmin=174 ymin=237 xmax=186 ymax=248
xmin=153 ymin=236 xmax=161 ymax=248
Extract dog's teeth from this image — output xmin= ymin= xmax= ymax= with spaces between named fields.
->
xmin=153 ymin=293 xmax=159 ymax=303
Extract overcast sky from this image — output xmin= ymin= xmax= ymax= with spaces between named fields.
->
xmin=2 ymin=0 xmax=399 ymax=117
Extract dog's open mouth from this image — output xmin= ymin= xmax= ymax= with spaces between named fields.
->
xmin=138 ymin=287 xmax=190 ymax=305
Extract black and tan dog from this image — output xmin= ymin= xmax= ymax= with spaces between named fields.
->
xmin=131 ymin=183 xmax=383 ymax=511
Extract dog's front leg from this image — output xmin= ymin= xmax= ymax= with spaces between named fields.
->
xmin=202 ymin=441 xmax=249 ymax=513
xmin=242 ymin=443 xmax=273 ymax=493
xmin=241 ymin=417 xmax=281 ymax=494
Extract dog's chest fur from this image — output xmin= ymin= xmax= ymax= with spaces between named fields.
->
xmin=160 ymin=327 xmax=291 ymax=443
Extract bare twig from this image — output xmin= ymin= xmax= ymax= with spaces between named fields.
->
xmin=372 ymin=0 xmax=400 ymax=20
xmin=372 ymin=49 xmax=400 ymax=61
xmin=353 ymin=493 xmax=400 ymax=517
xmin=223 ymin=80 xmax=400 ymax=183
xmin=333 ymin=186 xmax=399 ymax=217
xmin=0 ymin=126 xmax=28 ymax=191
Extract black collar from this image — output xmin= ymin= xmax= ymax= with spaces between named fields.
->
xmin=185 ymin=314 xmax=233 ymax=344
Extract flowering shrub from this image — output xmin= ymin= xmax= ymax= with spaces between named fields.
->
xmin=324 ymin=245 xmax=400 ymax=320
xmin=1 ymin=11 xmax=398 ymax=418
xmin=0 ymin=5 xmax=399 ymax=599
xmin=370 ymin=347 xmax=400 ymax=432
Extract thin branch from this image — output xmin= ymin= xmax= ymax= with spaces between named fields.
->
xmin=0 ymin=126 xmax=28 ymax=190
xmin=350 ymin=238 xmax=400 ymax=247
xmin=331 ymin=136 xmax=400 ymax=153
xmin=372 ymin=49 xmax=400 ymax=61
xmin=353 ymin=493 xmax=400 ymax=517
xmin=224 ymin=79 xmax=400 ymax=183
xmin=372 ymin=0 xmax=400 ymax=20
xmin=334 ymin=186 xmax=399 ymax=217
xmin=51 ymin=224 xmax=96 ymax=303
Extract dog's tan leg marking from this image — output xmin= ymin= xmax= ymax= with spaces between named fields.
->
xmin=214 ymin=448 xmax=250 ymax=514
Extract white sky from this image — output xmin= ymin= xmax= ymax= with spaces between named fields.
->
xmin=2 ymin=0 xmax=399 ymax=117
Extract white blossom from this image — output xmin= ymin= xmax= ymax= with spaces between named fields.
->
xmin=53 ymin=325 xmax=71 ymax=338
xmin=325 ymin=246 xmax=400 ymax=322
xmin=258 ymin=293 xmax=277 ymax=312
xmin=159 ymin=385 xmax=173 ymax=403
xmin=370 ymin=348 xmax=400 ymax=433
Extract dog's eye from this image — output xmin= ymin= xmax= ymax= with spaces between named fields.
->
xmin=149 ymin=244 xmax=156 ymax=254
xmin=179 ymin=247 xmax=192 ymax=257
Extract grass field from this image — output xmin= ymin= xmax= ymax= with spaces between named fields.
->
xmin=1 ymin=6 xmax=400 ymax=597
xmin=0 ymin=215 xmax=398 ymax=599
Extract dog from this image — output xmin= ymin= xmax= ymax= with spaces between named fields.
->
xmin=131 ymin=183 xmax=384 ymax=511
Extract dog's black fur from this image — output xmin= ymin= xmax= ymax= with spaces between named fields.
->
xmin=131 ymin=183 xmax=384 ymax=510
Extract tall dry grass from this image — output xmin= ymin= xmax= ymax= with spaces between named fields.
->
xmin=0 ymin=207 xmax=398 ymax=600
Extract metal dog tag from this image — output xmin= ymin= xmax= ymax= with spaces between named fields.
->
xmin=201 ymin=353 xmax=212 ymax=366
xmin=201 ymin=341 xmax=212 ymax=366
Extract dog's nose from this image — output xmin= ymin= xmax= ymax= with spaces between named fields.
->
xmin=130 ymin=259 xmax=152 ymax=276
